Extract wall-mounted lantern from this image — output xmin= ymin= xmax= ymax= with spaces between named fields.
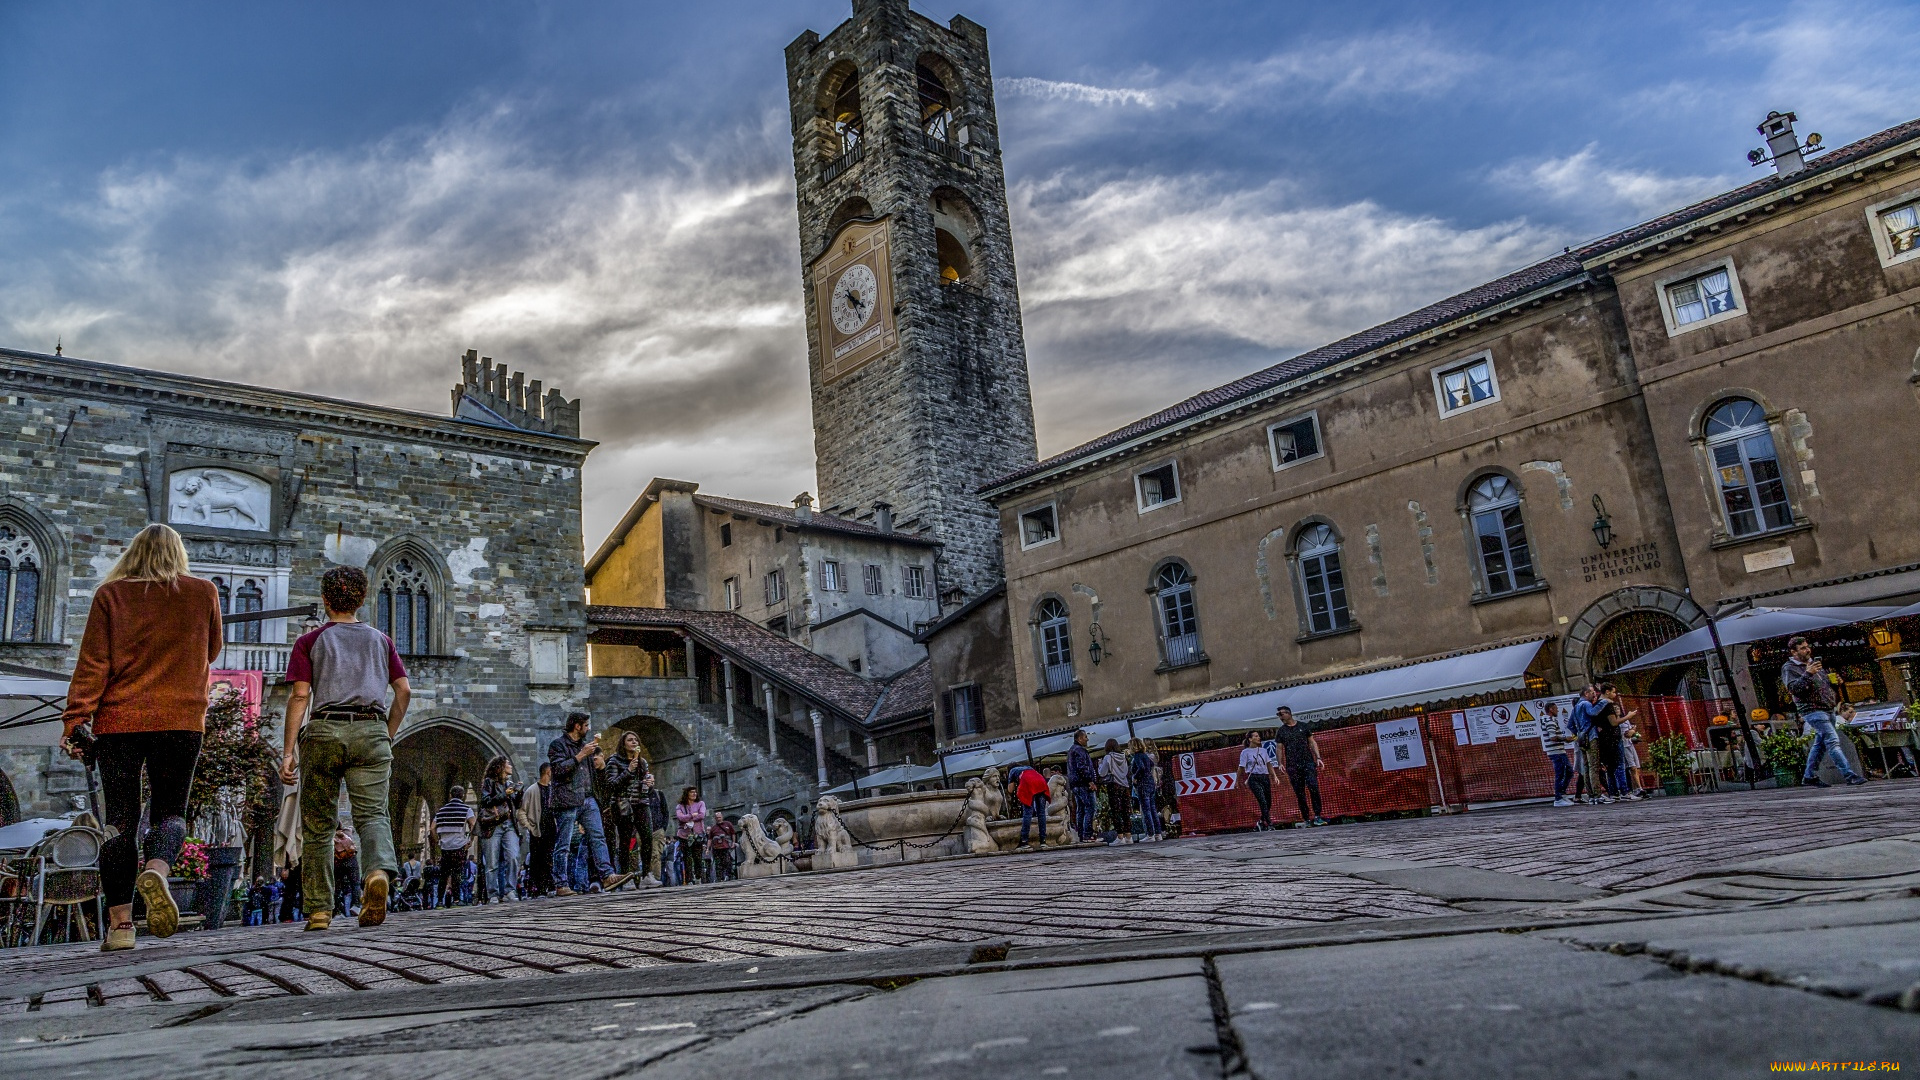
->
xmin=1590 ymin=494 xmax=1614 ymax=549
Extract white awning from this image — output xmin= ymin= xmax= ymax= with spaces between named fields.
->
xmin=937 ymin=742 xmax=1030 ymax=776
xmin=1185 ymin=639 xmax=1547 ymax=728
xmin=0 ymin=673 xmax=68 ymax=699
xmin=826 ymin=762 xmax=946 ymax=795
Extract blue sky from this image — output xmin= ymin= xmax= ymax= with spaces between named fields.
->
xmin=5 ymin=0 xmax=1920 ymax=545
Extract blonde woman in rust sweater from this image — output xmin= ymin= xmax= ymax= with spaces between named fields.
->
xmin=62 ymin=524 xmax=224 ymax=950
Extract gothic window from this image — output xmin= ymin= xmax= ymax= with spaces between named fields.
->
xmin=1036 ymin=597 xmax=1076 ymax=693
xmin=1295 ymin=524 xmax=1351 ymax=635
xmin=916 ymin=60 xmax=955 ymax=142
xmin=212 ymin=575 xmax=265 ymax=645
xmin=1467 ymin=474 xmax=1538 ymax=597
xmin=1704 ymin=398 xmax=1793 ymax=538
xmin=1154 ymin=562 xmax=1203 ymax=668
xmin=376 ymin=557 xmax=435 ymax=656
xmin=0 ymin=525 xmax=41 ymax=643
xmin=830 ymin=70 xmax=863 ymax=158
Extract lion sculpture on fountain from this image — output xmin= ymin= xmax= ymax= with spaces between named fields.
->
xmin=961 ymin=778 xmax=998 ymax=855
xmin=1045 ymin=771 xmax=1078 ymax=846
xmin=736 ymin=813 xmax=793 ymax=877
xmin=813 ymin=795 xmax=859 ymax=869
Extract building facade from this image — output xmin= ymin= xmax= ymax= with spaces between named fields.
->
xmin=976 ymin=112 xmax=1920 ymax=732
xmin=786 ymin=0 xmax=1039 ymax=602
xmin=0 ymin=348 xmax=593 ymax=830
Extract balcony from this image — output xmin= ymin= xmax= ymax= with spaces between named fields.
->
xmin=821 ymin=146 xmax=863 ymax=184
xmin=215 ymin=642 xmax=292 ymax=678
xmin=921 ymin=133 xmax=973 ymax=168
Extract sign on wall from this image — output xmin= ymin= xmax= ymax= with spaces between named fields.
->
xmin=1461 ymin=696 xmax=1579 ymax=746
xmin=1374 ymin=717 xmax=1427 ymax=772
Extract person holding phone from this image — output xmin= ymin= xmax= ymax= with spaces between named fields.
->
xmin=1782 ymin=636 xmax=1867 ymax=786
xmin=546 ymin=712 xmax=622 ymax=894
xmin=61 ymin=524 xmax=224 ymax=951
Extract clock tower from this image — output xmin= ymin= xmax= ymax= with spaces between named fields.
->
xmin=786 ymin=0 xmax=1037 ymax=604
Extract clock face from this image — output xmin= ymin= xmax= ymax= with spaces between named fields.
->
xmin=830 ymin=263 xmax=879 ymax=336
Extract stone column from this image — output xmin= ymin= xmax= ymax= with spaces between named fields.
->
xmin=809 ymin=708 xmax=829 ymax=789
xmin=865 ymin=737 xmax=878 ymax=770
xmin=722 ymin=658 xmax=737 ymax=729
xmin=682 ymin=634 xmax=697 ymax=681
xmin=763 ymin=683 xmax=778 ymax=755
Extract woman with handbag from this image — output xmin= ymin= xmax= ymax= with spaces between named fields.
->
xmin=61 ymin=524 xmax=224 ymax=951
xmin=604 ymin=732 xmax=658 ymax=887
xmin=478 ymin=755 xmax=522 ymax=903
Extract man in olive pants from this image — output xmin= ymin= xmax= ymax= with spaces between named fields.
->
xmin=280 ymin=566 xmax=411 ymax=930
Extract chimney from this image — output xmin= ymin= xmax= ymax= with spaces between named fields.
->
xmin=872 ymin=501 xmax=893 ymax=534
xmin=793 ymin=492 xmax=814 ymax=522
xmin=1755 ymin=111 xmax=1814 ymax=176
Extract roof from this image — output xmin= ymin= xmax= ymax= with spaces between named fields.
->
xmin=914 ymin=581 xmax=1006 ymax=643
xmin=692 ymin=493 xmax=938 ymax=546
xmin=587 ymin=605 xmax=883 ymax=722
xmin=982 ymin=254 xmax=1587 ymax=494
xmin=984 ymin=113 xmax=1920 ymax=498
xmin=868 ymin=658 xmax=934 ymax=727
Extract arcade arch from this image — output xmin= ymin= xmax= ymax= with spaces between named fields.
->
xmin=389 ymin=715 xmax=511 ymax=856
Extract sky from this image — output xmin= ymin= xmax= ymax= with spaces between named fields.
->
xmin=5 ymin=0 xmax=1920 ymax=549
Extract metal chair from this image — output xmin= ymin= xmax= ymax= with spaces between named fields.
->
xmin=29 ymin=826 xmax=104 ymax=945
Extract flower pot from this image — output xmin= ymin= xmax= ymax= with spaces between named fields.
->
xmin=167 ymin=877 xmax=201 ymax=915
xmin=1660 ymin=778 xmax=1689 ymax=797
xmin=1772 ymin=767 xmax=1799 ymax=789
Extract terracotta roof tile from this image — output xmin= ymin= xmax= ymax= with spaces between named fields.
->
xmin=692 ymin=493 xmax=938 ymax=546
xmin=872 ymin=658 xmax=934 ymax=725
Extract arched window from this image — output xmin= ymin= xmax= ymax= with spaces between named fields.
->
xmin=1154 ymin=563 xmax=1203 ymax=667
xmin=0 ymin=525 xmax=41 ymax=643
xmin=930 ymin=190 xmax=980 ymax=284
xmin=830 ymin=69 xmax=863 ymax=158
xmin=1036 ymin=597 xmax=1075 ymax=693
xmin=916 ymin=60 xmax=955 ymax=142
xmin=377 ymin=557 xmax=435 ymax=656
xmin=1295 ymin=524 xmax=1351 ymax=635
xmin=1467 ymin=475 xmax=1537 ymax=597
xmin=1704 ymin=398 xmax=1792 ymax=537
xmin=210 ymin=575 xmax=265 ymax=645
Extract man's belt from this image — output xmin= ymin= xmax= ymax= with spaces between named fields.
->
xmin=314 ymin=704 xmax=387 ymax=720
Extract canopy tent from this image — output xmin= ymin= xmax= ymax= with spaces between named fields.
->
xmin=936 ymin=741 xmax=1031 ymax=777
xmin=1133 ymin=713 xmax=1203 ymax=740
xmin=1882 ymin=598 xmax=1920 ymax=620
xmin=824 ymin=762 xmax=946 ymax=796
xmin=0 ymin=665 xmax=70 ymax=732
xmin=1186 ymin=639 xmax=1547 ymax=728
xmin=1614 ymin=606 xmax=1902 ymax=672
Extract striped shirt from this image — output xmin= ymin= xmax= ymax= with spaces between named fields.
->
xmin=434 ymin=800 xmax=475 ymax=851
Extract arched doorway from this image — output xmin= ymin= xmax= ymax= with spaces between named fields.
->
xmin=597 ymin=715 xmax=696 ymax=799
xmin=389 ymin=718 xmax=507 ymax=858
xmin=1587 ymin=609 xmax=1702 ymax=695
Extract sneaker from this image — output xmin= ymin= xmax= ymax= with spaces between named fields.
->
xmin=1623 ymin=792 xmax=1644 ymax=801
xmin=1015 ymin=844 xmax=1033 ymax=853
xmin=1805 ymin=776 xmax=1831 ymax=788
xmin=1311 ymin=818 xmax=1331 ymax=827
xmin=101 ymin=921 xmax=136 ymax=952
xmin=1552 ymin=798 xmax=1573 ymax=807
xmin=358 ymin=871 xmax=389 ymax=928
xmin=1846 ymin=775 xmax=1868 ymax=786
xmin=135 ymin=868 xmax=179 ymax=939
xmin=555 ymin=886 xmax=575 ymax=897
xmin=1594 ymin=795 xmax=1613 ymax=804
xmin=641 ymin=875 xmax=661 ymax=887
xmin=304 ymin=911 xmax=332 ymax=932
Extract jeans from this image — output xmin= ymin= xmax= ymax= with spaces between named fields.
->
xmin=1070 ymin=786 xmax=1097 ymax=840
xmin=1134 ymin=784 xmax=1163 ymax=835
xmin=1103 ymin=781 xmax=1132 ymax=837
xmin=438 ymin=849 xmax=468 ymax=906
xmin=95 ymin=730 xmax=203 ymax=908
xmin=1286 ymin=766 xmax=1323 ymax=820
xmin=612 ymin=807 xmax=652 ymax=875
xmin=1019 ymin=796 xmax=1048 ymax=846
xmin=1550 ymin=753 xmax=1575 ymax=798
xmin=333 ymin=855 xmax=360 ymax=915
xmin=1596 ymin=734 xmax=1626 ymax=796
xmin=1246 ymin=772 xmax=1273 ymax=826
xmin=481 ymin=827 xmax=520 ymax=899
xmin=1802 ymin=712 xmax=1862 ymax=781
xmin=551 ymin=798 xmax=614 ymax=887
xmin=297 ymin=715 xmax=396 ymax=916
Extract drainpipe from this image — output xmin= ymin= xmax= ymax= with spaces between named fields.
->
xmin=763 ymin=683 xmax=778 ymax=755
xmin=722 ymin=658 xmax=737 ymax=730
xmin=810 ymin=707 xmax=829 ymax=789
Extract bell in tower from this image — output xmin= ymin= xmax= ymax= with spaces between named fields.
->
xmin=785 ymin=0 xmax=1038 ymax=604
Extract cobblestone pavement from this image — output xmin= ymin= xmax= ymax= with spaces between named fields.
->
xmin=4 ymin=781 xmax=1916 ymax=1014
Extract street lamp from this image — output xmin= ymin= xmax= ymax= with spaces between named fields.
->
xmin=1590 ymin=494 xmax=1614 ymax=549
xmin=1088 ymin=631 xmax=1105 ymax=666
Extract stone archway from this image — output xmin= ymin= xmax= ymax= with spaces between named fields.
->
xmin=389 ymin=717 xmax=510 ymax=858
xmin=598 ymin=714 xmax=697 ymax=800
xmin=1563 ymin=586 xmax=1713 ymax=693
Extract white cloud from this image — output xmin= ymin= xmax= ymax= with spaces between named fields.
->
xmin=999 ymin=77 xmax=1160 ymax=108
xmin=1726 ymin=0 xmax=1920 ymax=136
xmin=1493 ymin=145 xmax=1733 ymax=222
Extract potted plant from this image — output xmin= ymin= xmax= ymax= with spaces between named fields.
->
xmin=1759 ymin=729 xmax=1813 ymax=788
xmin=168 ymin=838 xmax=210 ymax=914
xmin=1648 ymin=734 xmax=1693 ymax=796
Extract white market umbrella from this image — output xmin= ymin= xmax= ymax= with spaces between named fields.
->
xmin=1614 ymin=606 xmax=1902 ymax=672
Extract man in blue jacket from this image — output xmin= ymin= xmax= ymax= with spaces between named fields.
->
xmin=1065 ymin=730 xmax=1098 ymax=843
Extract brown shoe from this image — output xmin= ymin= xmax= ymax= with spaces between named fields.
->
xmin=135 ymin=868 xmax=178 ymax=938
xmin=358 ymin=870 xmax=389 ymax=927
xmin=554 ymin=886 xmax=575 ymax=896
xmin=305 ymin=910 xmax=332 ymax=931
xmin=101 ymin=921 xmax=136 ymax=951
xmin=602 ymin=873 xmax=632 ymax=892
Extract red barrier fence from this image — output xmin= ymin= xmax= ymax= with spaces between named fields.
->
xmin=1172 ymin=695 xmax=1729 ymax=834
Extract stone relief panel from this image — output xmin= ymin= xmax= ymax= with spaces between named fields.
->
xmin=167 ymin=468 xmax=271 ymax=533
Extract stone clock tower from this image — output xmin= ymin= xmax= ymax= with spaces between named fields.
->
xmin=786 ymin=0 xmax=1037 ymax=603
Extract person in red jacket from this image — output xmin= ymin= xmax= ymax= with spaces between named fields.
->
xmin=1013 ymin=764 xmax=1051 ymax=851
xmin=62 ymin=524 xmax=224 ymax=951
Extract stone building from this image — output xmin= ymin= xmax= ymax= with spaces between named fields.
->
xmin=975 ymin=110 xmax=1920 ymax=732
xmin=785 ymin=0 xmax=1039 ymax=602
xmin=0 ymin=347 xmax=593 ymax=835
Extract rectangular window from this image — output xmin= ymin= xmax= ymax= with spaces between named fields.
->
xmin=903 ymin=565 xmax=927 ymax=599
xmin=1433 ymin=354 xmax=1499 ymax=416
xmin=946 ymin=684 xmax=983 ymax=738
xmin=863 ymin=564 xmax=884 ymax=595
xmin=1299 ymin=551 xmax=1350 ymax=634
xmin=766 ymin=615 xmax=789 ymax=636
xmin=1714 ymin=437 xmax=1794 ymax=537
xmin=723 ymin=576 xmax=741 ymax=610
xmin=821 ymin=560 xmax=843 ymax=592
xmin=1019 ymin=503 xmax=1059 ymax=549
xmin=1868 ymin=191 xmax=1920 ymax=267
xmin=720 ymin=522 xmax=733 ymax=547
xmin=1473 ymin=505 xmax=1538 ymax=596
xmin=1135 ymin=462 xmax=1181 ymax=513
xmin=764 ymin=568 xmax=786 ymax=605
xmin=1657 ymin=259 xmax=1746 ymax=336
xmin=1269 ymin=414 xmax=1322 ymax=469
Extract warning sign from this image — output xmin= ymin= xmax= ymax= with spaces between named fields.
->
xmin=1179 ymin=753 xmax=1197 ymax=781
